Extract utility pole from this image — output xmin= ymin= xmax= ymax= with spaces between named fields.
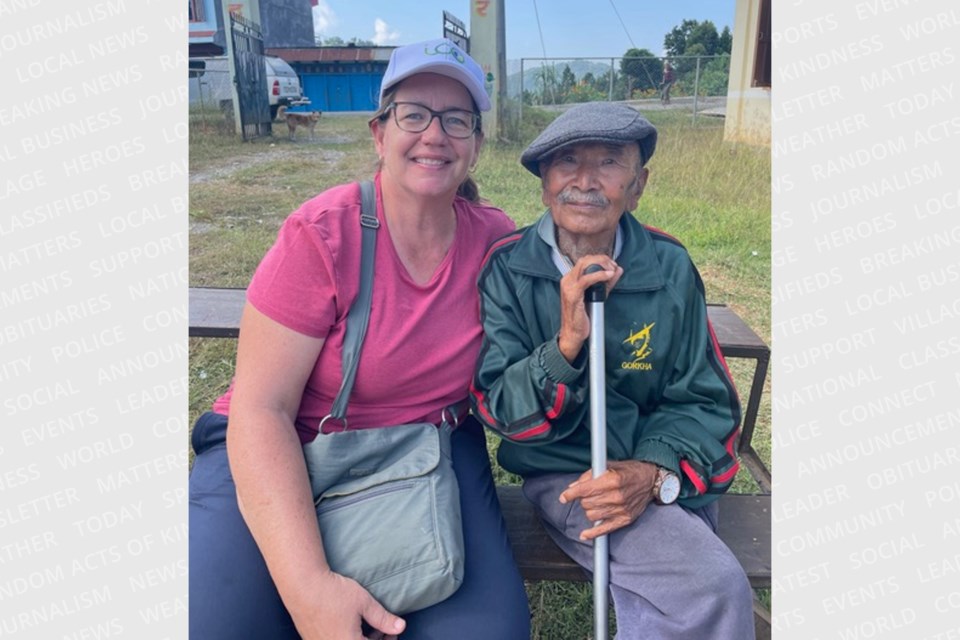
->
xmin=470 ymin=0 xmax=506 ymax=140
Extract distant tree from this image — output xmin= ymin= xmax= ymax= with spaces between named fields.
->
xmin=620 ymin=47 xmax=659 ymax=94
xmin=685 ymin=43 xmax=707 ymax=58
xmin=560 ymin=65 xmax=576 ymax=100
xmin=687 ymin=21 xmax=720 ymax=55
xmin=316 ymin=36 xmax=375 ymax=47
xmin=589 ymin=69 xmax=630 ymax=100
xmin=535 ymin=65 xmax=559 ymax=104
xmin=593 ymin=70 xmax=613 ymax=96
xmin=663 ymin=19 xmax=699 ymax=58
xmin=697 ymin=54 xmax=731 ymax=96
xmin=664 ymin=19 xmax=723 ymax=57
xmin=719 ymin=26 xmax=733 ymax=54
xmin=663 ymin=19 xmax=727 ymax=77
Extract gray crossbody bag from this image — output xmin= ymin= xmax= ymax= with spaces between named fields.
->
xmin=301 ymin=181 xmax=465 ymax=614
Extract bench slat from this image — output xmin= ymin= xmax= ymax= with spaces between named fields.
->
xmin=189 ymin=289 xmax=767 ymax=358
xmin=705 ymin=303 xmax=768 ymax=359
xmin=497 ymin=486 xmax=771 ymax=588
xmin=189 ymin=287 xmax=246 ymax=338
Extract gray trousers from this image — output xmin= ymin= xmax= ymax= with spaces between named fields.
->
xmin=523 ymin=473 xmax=755 ymax=640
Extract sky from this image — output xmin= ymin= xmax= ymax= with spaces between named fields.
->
xmin=312 ymin=0 xmax=735 ymax=61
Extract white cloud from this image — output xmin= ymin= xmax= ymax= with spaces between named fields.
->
xmin=372 ymin=18 xmax=400 ymax=45
xmin=312 ymin=0 xmax=337 ymax=37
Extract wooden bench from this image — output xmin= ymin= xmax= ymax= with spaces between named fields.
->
xmin=190 ymin=286 xmax=772 ymax=637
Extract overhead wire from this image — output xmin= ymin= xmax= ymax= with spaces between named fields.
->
xmin=608 ymin=0 xmax=658 ymax=90
xmin=607 ymin=0 xmax=636 ymax=49
xmin=531 ymin=0 xmax=549 ymax=60
xmin=530 ymin=0 xmax=556 ymax=104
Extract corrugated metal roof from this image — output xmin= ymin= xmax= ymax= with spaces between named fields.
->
xmin=267 ymin=46 xmax=394 ymax=63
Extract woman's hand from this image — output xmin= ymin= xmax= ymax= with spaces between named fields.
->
xmin=288 ymin=570 xmax=406 ymax=640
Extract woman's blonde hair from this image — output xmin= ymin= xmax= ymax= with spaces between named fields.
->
xmin=370 ymin=85 xmax=484 ymax=203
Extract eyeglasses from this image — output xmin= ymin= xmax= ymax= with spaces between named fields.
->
xmin=386 ymin=101 xmax=480 ymax=139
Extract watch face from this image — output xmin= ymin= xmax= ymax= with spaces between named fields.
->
xmin=659 ymin=472 xmax=681 ymax=504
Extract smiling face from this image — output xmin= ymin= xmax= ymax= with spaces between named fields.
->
xmin=540 ymin=141 xmax=647 ymax=245
xmin=371 ymin=73 xmax=482 ymax=202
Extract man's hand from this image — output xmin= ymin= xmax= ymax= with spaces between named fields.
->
xmin=288 ymin=570 xmax=405 ymax=640
xmin=557 ymin=255 xmax=623 ymax=362
xmin=559 ymin=460 xmax=658 ymax=540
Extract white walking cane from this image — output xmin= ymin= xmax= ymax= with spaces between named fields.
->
xmin=584 ymin=264 xmax=609 ymax=640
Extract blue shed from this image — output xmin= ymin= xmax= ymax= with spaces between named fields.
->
xmin=267 ymin=45 xmax=394 ymax=112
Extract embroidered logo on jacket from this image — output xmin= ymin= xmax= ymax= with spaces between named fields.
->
xmin=621 ymin=322 xmax=655 ymax=371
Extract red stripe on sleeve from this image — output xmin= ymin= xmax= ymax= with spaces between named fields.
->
xmin=511 ymin=421 xmax=551 ymax=440
xmin=470 ymin=383 xmax=553 ymax=442
xmin=711 ymin=460 xmax=740 ymax=484
xmin=680 ymin=460 xmax=708 ymax=494
xmin=469 ymin=384 xmax=498 ymax=428
xmin=724 ymin=428 xmax=739 ymax=458
xmin=707 ymin=320 xmax=737 ymax=391
xmin=545 ymin=383 xmax=566 ymax=419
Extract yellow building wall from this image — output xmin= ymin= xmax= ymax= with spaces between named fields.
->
xmin=724 ymin=0 xmax=771 ymax=146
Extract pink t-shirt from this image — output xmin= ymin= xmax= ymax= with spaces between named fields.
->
xmin=212 ymin=175 xmax=515 ymax=443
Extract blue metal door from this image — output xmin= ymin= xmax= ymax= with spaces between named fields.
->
xmin=299 ymin=71 xmax=384 ymax=112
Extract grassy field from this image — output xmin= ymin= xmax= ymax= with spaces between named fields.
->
xmin=189 ymin=105 xmax=771 ymax=639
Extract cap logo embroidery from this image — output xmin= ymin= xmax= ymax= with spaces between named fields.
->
xmin=425 ymin=41 xmax=466 ymax=64
xmin=621 ymin=322 xmax=655 ymax=371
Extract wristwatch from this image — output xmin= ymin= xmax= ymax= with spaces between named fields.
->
xmin=652 ymin=467 xmax=681 ymax=505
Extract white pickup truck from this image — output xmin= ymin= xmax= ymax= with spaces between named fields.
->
xmin=264 ymin=56 xmax=309 ymax=119
xmin=189 ymin=55 xmax=310 ymax=120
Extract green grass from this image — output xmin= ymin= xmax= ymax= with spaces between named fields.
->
xmin=189 ymin=104 xmax=771 ymax=638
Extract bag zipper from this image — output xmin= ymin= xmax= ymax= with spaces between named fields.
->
xmin=316 ymin=479 xmax=418 ymax=512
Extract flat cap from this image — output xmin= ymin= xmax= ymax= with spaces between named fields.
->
xmin=520 ymin=102 xmax=657 ymax=177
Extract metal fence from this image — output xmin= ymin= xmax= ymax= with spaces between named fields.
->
xmin=515 ymin=54 xmax=730 ymax=128
xmin=189 ymin=59 xmax=233 ymax=113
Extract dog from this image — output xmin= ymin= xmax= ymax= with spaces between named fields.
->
xmin=276 ymin=105 xmax=321 ymax=141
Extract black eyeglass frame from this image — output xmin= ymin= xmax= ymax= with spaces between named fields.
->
xmin=384 ymin=101 xmax=481 ymax=139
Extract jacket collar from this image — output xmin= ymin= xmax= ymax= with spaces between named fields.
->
xmin=536 ymin=214 xmax=624 ymax=274
xmin=507 ymin=210 xmax=665 ymax=292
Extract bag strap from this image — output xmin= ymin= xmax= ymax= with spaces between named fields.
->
xmin=327 ymin=181 xmax=378 ymax=422
xmin=321 ymin=180 xmax=466 ymax=430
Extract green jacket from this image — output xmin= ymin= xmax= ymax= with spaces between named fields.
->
xmin=470 ymin=212 xmax=741 ymax=508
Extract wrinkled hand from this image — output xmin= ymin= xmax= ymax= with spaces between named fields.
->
xmin=557 ymin=255 xmax=623 ymax=363
xmin=288 ymin=570 xmax=405 ymax=640
xmin=559 ymin=460 xmax=658 ymax=540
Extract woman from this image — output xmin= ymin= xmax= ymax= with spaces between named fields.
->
xmin=189 ymin=39 xmax=530 ymax=640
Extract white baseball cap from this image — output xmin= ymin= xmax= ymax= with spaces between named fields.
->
xmin=379 ymin=38 xmax=490 ymax=112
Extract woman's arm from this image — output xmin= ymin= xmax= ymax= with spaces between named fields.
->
xmin=226 ymin=303 xmax=405 ymax=640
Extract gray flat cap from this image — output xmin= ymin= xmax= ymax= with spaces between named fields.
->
xmin=521 ymin=102 xmax=657 ymax=176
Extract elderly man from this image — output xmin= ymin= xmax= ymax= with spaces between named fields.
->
xmin=470 ymin=102 xmax=755 ymax=638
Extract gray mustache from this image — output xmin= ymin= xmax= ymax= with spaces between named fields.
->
xmin=556 ymin=189 xmax=609 ymax=206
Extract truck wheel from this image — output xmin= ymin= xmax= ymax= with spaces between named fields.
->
xmin=270 ymin=105 xmax=279 ymax=121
